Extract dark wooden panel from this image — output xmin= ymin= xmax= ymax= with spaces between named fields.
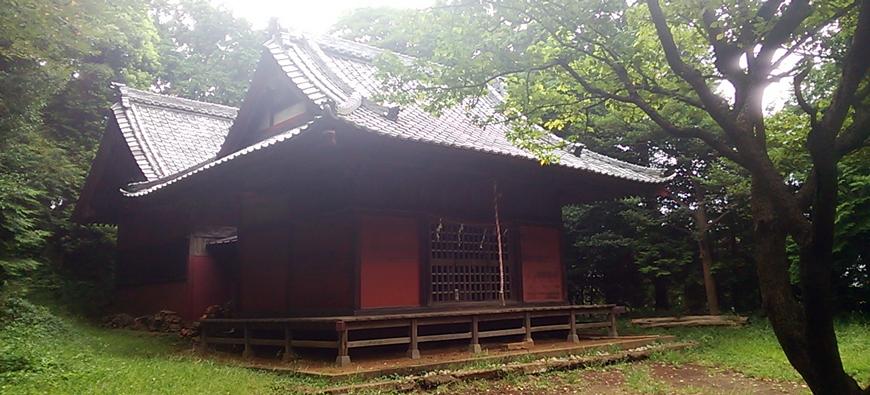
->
xmin=520 ymin=225 xmax=565 ymax=302
xmin=287 ymin=215 xmax=355 ymax=314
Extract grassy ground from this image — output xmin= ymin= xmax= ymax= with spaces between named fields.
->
xmin=629 ymin=317 xmax=870 ymax=386
xmin=0 ymin=298 xmax=330 ymax=394
xmin=1 ymin=300 xmax=867 ymax=394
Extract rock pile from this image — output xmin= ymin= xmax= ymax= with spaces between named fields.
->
xmin=102 ymin=310 xmax=188 ymax=333
xmin=102 ymin=304 xmax=233 ymax=338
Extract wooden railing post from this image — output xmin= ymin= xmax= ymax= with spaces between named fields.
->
xmin=608 ymin=309 xmax=619 ymax=337
xmin=568 ymin=310 xmax=579 ymax=343
xmin=242 ymin=323 xmax=253 ymax=359
xmin=407 ymin=319 xmax=420 ymax=359
xmin=469 ymin=316 xmax=481 ymax=353
xmin=198 ymin=321 xmax=208 ymax=353
xmin=282 ymin=324 xmax=295 ymax=362
xmin=523 ymin=312 xmax=534 ymax=345
xmin=335 ymin=321 xmax=351 ymax=367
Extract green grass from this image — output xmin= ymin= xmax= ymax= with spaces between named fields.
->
xmin=620 ymin=364 xmax=671 ymax=394
xmin=0 ymin=298 xmax=327 ymax=394
xmin=634 ymin=317 xmax=870 ymax=386
xmin=2 ymin=298 xmax=868 ymax=394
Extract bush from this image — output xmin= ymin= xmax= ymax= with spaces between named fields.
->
xmin=0 ymin=297 xmax=68 ymax=376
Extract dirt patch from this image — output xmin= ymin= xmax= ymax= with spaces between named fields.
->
xmin=433 ymin=362 xmax=808 ymax=395
xmin=647 ymin=363 xmax=808 ymax=394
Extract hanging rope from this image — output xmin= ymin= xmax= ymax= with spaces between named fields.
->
xmin=493 ymin=180 xmax=506 ymax=306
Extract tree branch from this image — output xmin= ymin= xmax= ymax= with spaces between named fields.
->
xmin=793 ymin=66 xmax=818 ymax=128
xmin=827 ymin=0 xmax=870 ymax=149
xmin=559 ymin=61 xmax=747 ymax=167
xmin=645 ymin=0 xmax=738 ymax=133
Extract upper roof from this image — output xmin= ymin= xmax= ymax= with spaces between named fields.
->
xmin=268 ymin=34 xmax=668 ymax=184
xmin=111 ymin=84 xmax=238 ymax=181
xmin=118 ymin=34 xmax=670 ymax=197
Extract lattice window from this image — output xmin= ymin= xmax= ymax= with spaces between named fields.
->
xmin=430 ymin=221 xmax=510 ymax=303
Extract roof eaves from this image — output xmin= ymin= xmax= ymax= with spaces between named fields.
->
xmin=120 ymin=119 xmax=317 ymax=198
xmin=111 ymin=102 xmax=161 ymax=180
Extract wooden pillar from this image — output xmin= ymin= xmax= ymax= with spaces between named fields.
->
xmin=198 ymin=322 xmax=209 ymax=353
xmin=408 ymin=319 xmax=420 ymax=359
xmin=282 ymin=324 xmax=295 ymax=362
xmin=469 ymin=316 xmax=481 ymax=354
xmin=608 ymin=310 xmax=619 ymax=337
xmin=335 ymin=321 xmax=351 ymax=367
xmin=242 ymin=323 xmax=253 ymax=359
xmin=523 ymin=312 xmax=534 ymax=344
xmin=567 ymin=311 xmax=580 ymax=343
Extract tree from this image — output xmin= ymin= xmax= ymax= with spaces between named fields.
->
xmin=364 ymin=1 xmax=869 ymax=392
xmin=0 ymin=0 xmax=160 ymax=297
xmin=150 ymin=0 xmax=264 ymax=106
xmin=0 ymin=0 xmax=262 ymax=305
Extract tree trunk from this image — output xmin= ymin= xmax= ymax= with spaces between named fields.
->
xmin=653 ymin=276 xmax=670 ymax=311
xmin=696 ymin=236 xmax=720 ymax=315
xmin=751 ymin=178 xmax=864 ymax=395
xmin=690 ymin=183 xmax=720 ymax=316
xmin=798 ymin=125 xmax=864 ymax=394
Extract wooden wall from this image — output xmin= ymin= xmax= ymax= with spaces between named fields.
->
xmin=113 ymin=205 xmax=238 ymax=321
xmin=286 ymin=215 xmax=355 ymax=315
xmin=359 ymin=215 xmax=420 ymax=309
xmin=519 ymin=225 xmax=565 ymax=303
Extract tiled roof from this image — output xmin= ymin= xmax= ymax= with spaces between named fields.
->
xmin=119 ymin=34 xmax=670 ymax=197
xmin=111 ymin=84 xmax=237 ymax=181
xmin=121 ymin=120 xmax=315 ymax=197
xmin=266 ymin=34 xmax=670 ymax=184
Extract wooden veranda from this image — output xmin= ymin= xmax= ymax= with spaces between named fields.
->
xmin=199 ymin=304 xmax=625 ymax=366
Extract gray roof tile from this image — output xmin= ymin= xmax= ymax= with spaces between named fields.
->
xmin=112 ymin=85 xmax=237 ymax=181
xmin=271 ymin=34 xmax=670 ymax=184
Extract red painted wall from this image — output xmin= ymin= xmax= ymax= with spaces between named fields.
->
xmin=359 ymin=215 xmax=420 ymax=309
xmin=187 ymin=254 xmax=233 ymax=320
xmin=520 ymin=225 xmax=565 ymax=302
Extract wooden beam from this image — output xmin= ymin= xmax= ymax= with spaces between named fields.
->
xmin=418 ymin=332 xmax=472 ymax=342
xmin=348 ymin=337 xmax=410 ymax=348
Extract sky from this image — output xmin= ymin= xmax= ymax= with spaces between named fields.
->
xmin=214 ymin=0 xmax=432 ymax=32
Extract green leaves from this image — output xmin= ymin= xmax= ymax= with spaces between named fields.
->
xmin=150 ymin=0 xmax=264 ymax=106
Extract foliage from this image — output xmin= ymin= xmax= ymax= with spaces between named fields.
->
xmin=0 ymin=0 xmax=160 ymax=299
xmin=150 ymin=0 xmax=265 ymax=106
xmin=0 ymin=0 xmax=262 ymax=310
